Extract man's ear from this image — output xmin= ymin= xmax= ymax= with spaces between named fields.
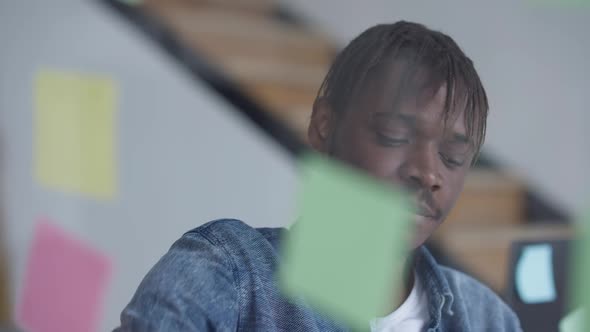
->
xmin=308 ymin=98 xmax=335 ymax=153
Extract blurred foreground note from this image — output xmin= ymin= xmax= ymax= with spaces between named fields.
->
xmin=279 ymin=153 xmax=412 ymax=329
xmin=515 ymin=244 xmax=556 ymax=304
xmin=16 ymin=219 xmax=112 ymax=332
xmin=117 ymin=0 xmax=143 ymax=5
xmin=571 ymin=209 xmax=590 ymax=332
xmin=35 ymin=69 xmax=117 ymax=198
xmin=526 ymin=0 xmax=589 ymax=6
xmin=559 ymin=308 xmax=584 ymax=332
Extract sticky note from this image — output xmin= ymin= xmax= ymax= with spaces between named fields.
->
xmin=515 ymin=244 xmax=557 ymax=304
xmin=35 ymin=69 xmax=117 ymax=198
xmin=570 ymin=209 xmax=590 ymax=331
xmin=16 ymin=219 xmax=113 ymax=332
xmin=279 ymin=153 xmax=412 ymax=329
xmin=526 ymin=0 xmax=589 ymax=7
xmin=559 ymin=308 xmax=584 ymax=332
xmin=117 ymin=0 xmax=143 ymax=5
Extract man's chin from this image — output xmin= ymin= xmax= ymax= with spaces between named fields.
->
xmin=410 ymin=215 xmax=439 ymax=249
xmin=410 ymin=234 xmax=428 ymax=249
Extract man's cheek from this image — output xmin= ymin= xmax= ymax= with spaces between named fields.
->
xmin=340 ymin=139 xmax=380 ymax=168
xmin=358 ymin=150 xmax=403 ymax=179
xmin=442 ymin=189 xmax=463 ymax=220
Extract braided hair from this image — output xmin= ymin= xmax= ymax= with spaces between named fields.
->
xmin=316 ymin=21 xmax=488 ymax=163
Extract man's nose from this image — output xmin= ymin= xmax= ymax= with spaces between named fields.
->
xmin=400 ymin=145 xmax=442 ymax=193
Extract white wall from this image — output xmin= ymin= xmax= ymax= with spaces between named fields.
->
xmin=283 ymin=0 xmax=590 ymax=217
xmin=0 ymin=1 xmax=297 ymax=330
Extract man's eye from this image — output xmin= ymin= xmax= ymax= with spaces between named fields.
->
xmin=440 ymin=153 xmax=465 ymax=168
xmin=376 ymin=133 xmax=409 ymax=147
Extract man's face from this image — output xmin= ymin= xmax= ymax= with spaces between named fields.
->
xmin=308 ymin=72 xmax=476 ymax=249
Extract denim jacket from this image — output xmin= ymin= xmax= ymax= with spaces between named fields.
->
xmin=115 ymin=219 xmax=522 ymax=331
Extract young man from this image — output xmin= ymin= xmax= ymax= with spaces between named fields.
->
xmin=116 ymin=21 xmax=522 ymax=331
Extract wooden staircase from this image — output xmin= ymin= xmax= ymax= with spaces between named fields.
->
xmin=433 ymin=170 xmax=572 ymax=292
xmin=142 ymin=0 xmax=334 ymax=139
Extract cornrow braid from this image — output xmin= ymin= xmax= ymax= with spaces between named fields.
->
xmin=316 ymin=21 xmax=488 ymax=163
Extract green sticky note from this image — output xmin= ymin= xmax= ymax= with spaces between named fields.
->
xmin=526 ymin=0 xmax=589 ymax=6
xmin=570 ymin=208 xmax=590 ymax=331
xmin=117 ymin=0 xmax=143 ymax=5
xmin=279 ymin=153 xmax=412 ymax=329
xmin=34 ymin=70 xmax=117 ymax=198
xmin=560 ymin=308 xmax=584 ymax=332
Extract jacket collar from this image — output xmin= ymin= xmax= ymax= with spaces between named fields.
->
xmin=416 ymin=246 xmax=455 ymax=332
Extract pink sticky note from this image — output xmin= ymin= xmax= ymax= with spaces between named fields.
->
xmin=17 ymin=220 xmax=112 ymax=332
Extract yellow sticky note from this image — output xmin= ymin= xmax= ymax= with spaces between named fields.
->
xmin=34 ymin=70 xmax=117 ymax=198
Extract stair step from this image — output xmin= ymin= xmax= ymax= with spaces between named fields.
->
xmin=432 ymin=223 xmax=573 ymax=293
xmin=190 ymin=38 xmax=334 ymax=68
xmin=145 ymin=0 xmax=277 ymax=14
xmin=143 ymin=4 xmax=335 ymax=67
xmin=242 ymin=83 xmax=314 ymax=141
xmin=222 ymin=57 xmax=327 ymax=90
xmin=245 ymin=83 xmax=316 ymax=111
xmin=194 ymin=0 xmax=277 ymax=14
xmin=445 ymin=170 xmax=526 ymax=226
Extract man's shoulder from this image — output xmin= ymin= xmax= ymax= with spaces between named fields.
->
xmin=438 ymin=265 xmax=521 ymax=329
xmin=439 ymin=265 xmax=498 ymax=299
xmin=439 ymin=265 xmax=509 ymax=308
xmin=186 ymin=218 xmax=256 ymax=235
xmin=181 ymin=218 xmax=285 ymax=255
xmin=186 ymin=218 xmax=284 ymax=238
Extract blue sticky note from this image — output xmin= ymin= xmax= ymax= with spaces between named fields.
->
xmin=515 ymin=244 xmax=557 ymax=304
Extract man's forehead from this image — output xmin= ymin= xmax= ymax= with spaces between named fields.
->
xmin=360 ymin=65 xmax=447 ymax=113
xmin=373 ymin=108 xmax=470 ymax=141
xmin=350 ymin=59 xmax=474 ymax=137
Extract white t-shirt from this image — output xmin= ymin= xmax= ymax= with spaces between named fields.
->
xmin=369 ymin=272 xmax=430 ymax=332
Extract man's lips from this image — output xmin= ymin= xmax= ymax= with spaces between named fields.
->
xmin=413 ymin=214 xmax=435 ymax=224
xmin=415 ymin=212 xmax=436 ymax=219
xmin=415 ymin=201 xmax=440 ymax=220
